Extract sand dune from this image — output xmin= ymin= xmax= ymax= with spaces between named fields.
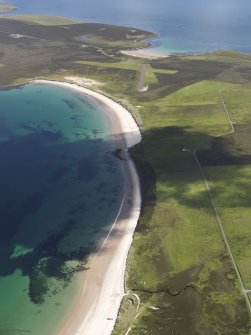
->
xmin=121 ymin=48 xmax=168 ymax=59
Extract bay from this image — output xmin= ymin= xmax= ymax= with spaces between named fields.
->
xmin=0 ymin=83 xmax=124 ymax=334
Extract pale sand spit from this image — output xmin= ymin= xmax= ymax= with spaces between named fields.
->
xmin=64 ymin=76 xmax=102 ymax=87
xmin=121 ymin=48 xmax=169 ymax=59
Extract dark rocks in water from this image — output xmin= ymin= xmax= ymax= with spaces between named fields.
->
xmin=21 ymin=192 xmax=45 ymax=214
xmin=62 ymin=98 xmax=79 ymax=110
xmin=48 ymin=166 xmax=69 ymax=184
xmin=29 ymin=263 xmax=48 ymax=305
xmin=0 ymin=192 xmax=45 ymax=245
xmin=41 ymin=130 xmax=63 ymax=142
xmin=67 ymin=203 xmax=86 ymax=215
xmin=114 ymin=148 xmax=129 ymax=160
xmin=24 ymin=130 xmax=63 ymax=145
xmin=77 ymin=155 xmax=99 ymax=181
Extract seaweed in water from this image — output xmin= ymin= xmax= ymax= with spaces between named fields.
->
xmin=47 ymin=166 xmax=69 ymax=184
xmin=77 ymin=155 xmax=99 ymax=182
xmin=62 ymin=98 xmax=79 ymax=110
xmin=0 ymin=217 xmax=89 ymax=305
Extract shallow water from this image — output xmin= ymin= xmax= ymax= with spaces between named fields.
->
xmin=0 ymin=83 xmax=124 ymax=334
xmin=8 ymin=0 xmax=251 ymax=54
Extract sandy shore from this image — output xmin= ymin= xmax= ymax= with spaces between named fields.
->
xmin=121 ymin=48 xmax=169 ymax=59
xmin=64 ymin=76 xmax=103 ymax=87
xmin=33 ymin=80 xmax=141 ymax=335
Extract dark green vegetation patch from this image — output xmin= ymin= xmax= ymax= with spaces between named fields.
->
xmin=0 ymin=18 xmax=154 ymax=85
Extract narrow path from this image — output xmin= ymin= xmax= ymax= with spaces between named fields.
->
xmin=0 ymin=29 xmax=63 ymax=43
xmin=137 ymin=64 xmax=148 ymax=92
xmin=85 ymin=45 xmax=115 ymax=59
xmin=193 ymin=90 xmax=251 ymax=313
xmin=123 ymin=292 xmax=141 ymax=335
xmin=219 ymin=90 xmax=235 ymax=133
xmin=132 ymin=293 xmax=141 ymax=312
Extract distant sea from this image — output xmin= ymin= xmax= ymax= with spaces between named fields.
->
xmin=0 ymin=83 xmax=124 ymax=334
xmin=8 ymin=0 xmax=251 ymax=54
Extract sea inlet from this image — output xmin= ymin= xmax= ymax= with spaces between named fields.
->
xmin=0 ymin=82 xmax=124 ymax=334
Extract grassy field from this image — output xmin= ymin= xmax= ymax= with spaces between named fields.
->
xmin=182 ymin=51 xmax=251 ymax=65
xmin=79 ymin=35 xmax=150 ymax=49
xmin=104 ymin=56 xmax=250 ymax=334
xmin=0 ymin=17 xmax=153 ymax=85
xmin=0 ymin=18 xmax=250 ymax=334
xmin=4 ymin=14 xmax=80 ymax=26
xmin=197 ymin=87 xmax=251 ymax=291
xmin=75 ymin=60 xmax=177 ymax=87
xmin=203 ymin=165 xmax=251 ymax=286
xmin=75 ymin=60 xmax=177 ymax=74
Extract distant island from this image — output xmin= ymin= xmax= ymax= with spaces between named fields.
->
xmin=0 ymin=1 xmax=16 ymax=14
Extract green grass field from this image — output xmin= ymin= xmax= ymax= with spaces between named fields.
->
xmin=75 ymin=60 xmax=177 ymax=87
xmin=79 ymin=35 xmax=149 ymax=49
xmin=204 ymin=165 xmax=251 ymax=287
xmin=183 ymin=51 xmax=251 ymax=65
xmin=4 ymin=15 xmax=80 ymax=25
xmin=108 ymin=54 xmax=251 ymax=335
xmin=196 ymin=88 xmax=251 ymax=291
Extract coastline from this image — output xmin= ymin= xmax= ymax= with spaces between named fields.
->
xmin=120 ymin=48 xmax=169 ymax=59
xmin=33 ymin=80 xmax=142 ymax=335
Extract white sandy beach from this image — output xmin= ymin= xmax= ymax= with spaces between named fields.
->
xmin=121 ymin=48 xmax=169 ymax=59
xmin=33 ymin=80 xmax=141 ymax=335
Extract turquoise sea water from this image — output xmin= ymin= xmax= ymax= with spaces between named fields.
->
xmin=7 ymin=0 xmax=251 ymax=54
xmin=0 ymin=83 xmax=124 ymax=334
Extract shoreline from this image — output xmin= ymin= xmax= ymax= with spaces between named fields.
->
xmin=33 ymin=80 xmax=142 ymax=335
xmin=120 ymin=48 xmax=169 ymax=59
